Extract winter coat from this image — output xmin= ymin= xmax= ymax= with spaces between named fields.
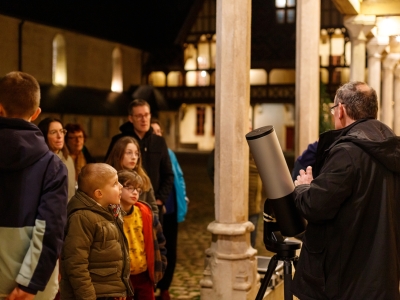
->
xmin=167 ymin=148 xmax=187 ymax=222
xmin=292 ymin=119 xmax=400 ymax=300
xmin=123 ymin=201 xmax=167 ymax=284
xmin=60 ymin=190 xmax=133 ymax=300
xmin=105 ymin=123 xmax=174 ymax=203
xmin=57 ymin=152 xmax=76 ymax=200
xmin=0 ymin=117 xmax=68 ymax=297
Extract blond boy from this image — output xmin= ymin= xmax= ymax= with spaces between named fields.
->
xmin=60 ymin=163 xmax=133 ymax=300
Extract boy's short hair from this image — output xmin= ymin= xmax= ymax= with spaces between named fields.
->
xmin=0 ymin=71 xmax=40 ymax=118
xmin=78 ymin=163 xmax=117 ymax=197
xmin=117 ymin=170 xmax=143 ymax=187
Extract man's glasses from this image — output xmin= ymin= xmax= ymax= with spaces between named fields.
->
xmin=123 ymin=186 xmax=142 ymax=195
xmin=49 ymin=129 xmax=67 ymax=135
xmin=132 ymin=113 xmax=151 ymax=120
xmin=125 ymin=151 xmax=140 ymax=158
xmin=330 ymin=103 xmax=339 ymax=115
xmin=67 ymin=135 xmax=84 ymax=140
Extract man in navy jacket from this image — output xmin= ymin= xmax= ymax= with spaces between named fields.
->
xmin=0 ymin=72 xmax=68 ymax=299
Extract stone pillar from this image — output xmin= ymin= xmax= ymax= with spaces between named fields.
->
xmin=381 ymin=54 xmax=400 ymax=128
xmin=295 ymin=0 xmax=320 ymax=157
xmin=393 ymin=65 xmax=400 ymax=135
xmin=366 ymin=37 xmax=388 ymax=120
xmin=200 ymin=0 xmax=259 ymax=299
xmin=344 ymin=15 xmax=376 ymax=82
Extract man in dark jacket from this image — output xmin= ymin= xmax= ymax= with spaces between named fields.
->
xmin=105 ymin=99 xmax=174 ymax=222
xmin=292 ymin=81 xmax=400 ymax=300
xmin=0 ymin=71 xmax=68 ymax=299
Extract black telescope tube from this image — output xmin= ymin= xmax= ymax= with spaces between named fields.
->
xmin=246 ymin=125 xmax=306 ymax=237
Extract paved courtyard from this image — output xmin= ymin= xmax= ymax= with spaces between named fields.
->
xmin=164 ymin=151 xmax=273 ymax=300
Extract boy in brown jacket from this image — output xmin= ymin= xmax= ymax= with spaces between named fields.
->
xmin=60 ymin=163 xmax=133 ymax=300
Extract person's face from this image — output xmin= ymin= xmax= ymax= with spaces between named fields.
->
xmin=120 ymin=181 xmax=142 ymax=210
xmin=332 ymin=96 xmax=343 ymax=130
xmin=121 ymin=143 xmax=140 ymax=170
xmin=47 ymin=121 xmax=65 ymax=153
xmin=151 ymin=123 xmax=162 ymax=136
xmin=97 ymin=174 xmax=122 ymax=207
xmin=128 ymin=105 xmax=151 ymax=136
xmin=66 ymin=130 xmax=84 ymax=154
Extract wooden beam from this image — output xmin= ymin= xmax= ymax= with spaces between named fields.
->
xmin=361 ymin=1 xmax=400 ymax=15
xmin=332 ymin=0 xmax=360 ymax=15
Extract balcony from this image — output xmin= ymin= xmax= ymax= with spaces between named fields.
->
xmin=158 ymin=84 xmax=296 ymax=109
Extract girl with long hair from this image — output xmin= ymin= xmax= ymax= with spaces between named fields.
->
xmin=105 ymin=136 xmax=158 ymax=214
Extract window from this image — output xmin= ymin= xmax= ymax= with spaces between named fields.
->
xmin=196 ymin=106 xmax=206 ymax=135
xmin=111 ymin=47 xmax=123 ymax=92
xmin=52 ymin=34 xmax=67 ymax=86
xmin=275 ymin=0 xmax=296 ymax=24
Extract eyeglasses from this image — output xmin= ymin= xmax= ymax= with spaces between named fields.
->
xmin=49 ymin=129 xmax=67 ymax=135
xmin=124 ymin=151 xmax=140 ymax=158
xmin=132 ymin=113 xmax=151 ymax=120
xmin=330 ymin=103 xmax=340 ymax=115
xmin=123 ymin=186 xmax=142 ymax=195
xmin=67 ymin=135 xmax=84 ymax=140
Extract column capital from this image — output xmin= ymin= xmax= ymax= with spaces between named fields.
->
xmin=344 ymin=15 xmax=376 ymax=40
xmin=382 ymin=53 xmax=400 ymax=70
xmin=367 ymin=36 xmax=388 ymax=59
xmin=394 ymin=64 xmax=400 ymax=79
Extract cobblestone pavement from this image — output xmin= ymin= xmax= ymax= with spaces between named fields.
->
xmin=165 ymin=151 xmax=273 ymax=300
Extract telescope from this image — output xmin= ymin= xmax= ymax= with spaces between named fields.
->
xmin=246 ymin=125 xmax=306 ymax=300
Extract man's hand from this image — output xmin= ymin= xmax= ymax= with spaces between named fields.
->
xmin=294 ymin=166 xmax=314 ymax=186
xmin=156 ymin=199 xmax=167 ymax=214
xmin=6 ymin=287 xmax=35 ymax=300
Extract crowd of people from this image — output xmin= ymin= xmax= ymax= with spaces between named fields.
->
xmin=1 ymin=71 xmax=400 ymax=300
xmin=0 ymin=71 xmax=187 ymax=300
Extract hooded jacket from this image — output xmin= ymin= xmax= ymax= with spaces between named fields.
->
xmin=0 ymin=117 xmax=68 ymax=297
xmin=292 ymin=119 xmax=400 ymax=300
xmin=105 ymin=122 xmax=174 ymax=203
xmin=60 ymin=190 xmax=133 ymax=300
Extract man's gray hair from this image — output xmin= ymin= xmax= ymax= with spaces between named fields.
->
xmin=335 ymin=81 xmax=378 ymax=120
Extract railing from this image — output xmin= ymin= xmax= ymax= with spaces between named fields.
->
xmin=160 ymin=84 xmax=296 ymax=106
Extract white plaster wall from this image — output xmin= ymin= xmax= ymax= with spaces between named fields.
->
xmin=179 ymin=104 xmax=215 ymax=150
xmin=253 ymin=103 xmax=295 ymax=150
xmin=157 ymin=111 xmax=179 ymax=150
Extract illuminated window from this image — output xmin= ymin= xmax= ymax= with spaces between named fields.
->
xmin=52 ymin=34 xmax=67 ymax=86
xmin=186 ymin=71 xmax=210 ymax=86
xmin=149 ymin=72 xmax=166 ymax=87
xmin=250 ymin=69 xmax=267 ymax=85
xmin=111 ymin=47 xmax=123 ymax=92
xmin=167 ymin=72 xmax=183 ymax=87
xmin=275 ymin=0 xmax=296 ymax=24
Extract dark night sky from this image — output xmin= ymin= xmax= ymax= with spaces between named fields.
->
xmin=0 ymin=0 xmax=196 ymax=51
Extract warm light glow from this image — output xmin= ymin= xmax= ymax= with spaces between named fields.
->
xmin=111 ymin=47 xmax=123 ymax=92
xmin=200 ymin=71 xmax=207 ymax=78
xmin=52 ymin=34 xmax=67 ymax=86
xmin=275 ymin=0 xmax=286 ymax=8
xmin=149 ymin=72 xmax=166 ymax=87
xmin=377 ymin=17 xmax=400 ymax=37
xmin=396 ymin=36 xmax=400 ymax=43
xmin=250 ymin=69 xmax=267 ymax=85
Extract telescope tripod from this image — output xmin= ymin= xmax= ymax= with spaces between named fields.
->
xmin=255 ymin=225 xmax=301 ymax=300
xmin=255 ymin=244 xmax=300 ymax=300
